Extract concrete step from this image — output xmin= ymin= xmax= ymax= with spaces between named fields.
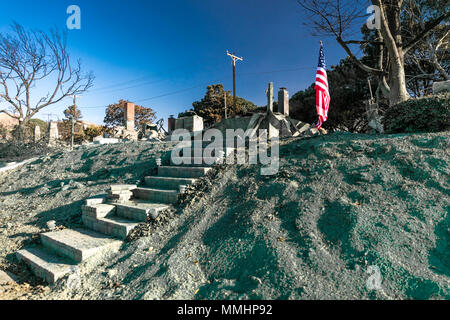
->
xmin=40 ymin=228 xmax=121 ymax=262
xmin=132 ymin=187 xmax=178 ymax=204
xmin=170 ymin=156 xmax=222 ymax=167
xmin=110 ymin=184 xmax=137 ymax=192
xmin=172 ymin=147 xmax=234 ymax=157
xmin=115 ymin=201 xmax=171 ymax=221
xmin=84 ymin=194 xmax=107 ymax=206
xmin=16 ymin=247 xmax=76 ymax=284
xmin=157 ymin=166 xmax=211 ymax=178
xmin=144 ymin=176 xmax=197 ymax=190
xmin=81 ymin=203 xmax=116 ymax=219
xmin=82 ymin=215 xmax=139 ymax=240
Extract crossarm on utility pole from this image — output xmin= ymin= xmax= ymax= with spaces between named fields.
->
xmin=226 ymin=51 xmax=243 ymax=111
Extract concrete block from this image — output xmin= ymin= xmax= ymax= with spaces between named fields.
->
xmin=132 ymin=188 xmax=179 ymax=204
xmin=170 ymin=156 xmax=222 ymax=166
xmin=85 ymin=194 xmax=107 ymax=206
xmin=82 ymin=215 xmax=139 ymax=240
xmin=157 ymin=166 xmax=211 ymax=178
xmin=115 ymin=202 xmax=170 ymax=221
xmin=107 ymin=189 xmax=133 ymax=203
xmin=82 ymin=204 xmax=116 ymax=219
xmin=144 ymin=176 xmax=197 ymax=190
xmin=16 ymin=247 xmax=76 ymax=284
xmin=110 ymin=184 xmax=137 ymax=192
xmin=40 ymin=228 xmax=121 ymax=262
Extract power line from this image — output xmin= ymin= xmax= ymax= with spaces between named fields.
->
xmin=88 ymin=76 xmax=150 ymax=92
xmin=9 ymin=65 xmax=321 ymax=113
xmin=77 ymin=65 xmax=318 ymax=110
xmin=86 ymin=78 xmax=168 ymax=95
xmin=86 ymin=61 xmax=225 ymax=94
xmin=78 ymin=78 xmax=228 ymax=109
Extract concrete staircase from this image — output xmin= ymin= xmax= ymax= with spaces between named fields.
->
xmin=16 ymin=144 xmax=229 ymax=284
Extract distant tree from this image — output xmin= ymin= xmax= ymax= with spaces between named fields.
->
xmin=63 ymin=105 xmax=82 ymax=121
xmin=189 ymin=84 xmax=257 ymax=126
xmin=62 ymin=104 xmax=83 ymax=146
xmin=104 ymin=99 xmax=156 ymax=130
xmin=290 ymin=86 xmax=317 ymax=125
xmin=57 ymin=120 xmax=86 ymax=143
xmin=26 ymin=118 xmax=48 ymax=139
xmin=0 ymin=23 xmax=94 ymax=139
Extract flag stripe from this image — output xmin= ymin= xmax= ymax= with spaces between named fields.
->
xmin=316 ymin=74 xmax=328 ymax=85
xmin=315 ymin=43 xmax=330 ymax=129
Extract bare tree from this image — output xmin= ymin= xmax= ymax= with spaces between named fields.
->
xmin=404 ymin=3 xmax=449 ymax=76
xmin=298 ymin=0 xmax=450 ymax=105
xmin=405 ymin=25 xmax=449 ymax=96
xmin=0 ymin=23 xmax=94 ymax=139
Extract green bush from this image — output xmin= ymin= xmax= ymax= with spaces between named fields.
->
xmin=383 ymin=94 xmax=450 ymax=133
xmin=0 ymin=124 xmax=8 ymax=139
xmin=26 ymin=118 xmax=48 ymax=139
xmin=85 ymin=125 xmax=104 ymax=141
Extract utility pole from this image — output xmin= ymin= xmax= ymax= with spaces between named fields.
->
xmin=226 ymin=50 xmax=243 ymax=110
xmin=224 ymin=91 xmax=227 ymax=119
xmin=43 ymin=113 xmax=56 ymax=122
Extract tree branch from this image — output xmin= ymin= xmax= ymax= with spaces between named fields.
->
xmin=342 ymin=40 xmax=384 ymax=45
xmin=336 ymin=37 xmax=385 ymax=75
xmin=403 ymin=11 xmax=450 ymax=54
xmin=0 ymin=109 xmax=20 ymax=119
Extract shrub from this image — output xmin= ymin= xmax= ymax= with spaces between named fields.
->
xmin=0 ymin=124 xmax=8 ymax=139
xmin=85 ymin=125 xmax=104 ymax=141
xmin=26 ymin=119 xmax=48 ymax=140
xmin=383 ymin=94 xmax=450 ymax=133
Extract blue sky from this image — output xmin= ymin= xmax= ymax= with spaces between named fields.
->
xmin=0 ymin=0 xmax=361 ymax=125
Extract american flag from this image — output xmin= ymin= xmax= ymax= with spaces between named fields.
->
xmin=315 ymin=41 xmax=330 ymax=129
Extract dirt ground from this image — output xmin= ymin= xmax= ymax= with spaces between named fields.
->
xmin=0 ymin=132 xmax=449 ymax=300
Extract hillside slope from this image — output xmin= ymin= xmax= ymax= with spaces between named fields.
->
xmin=1 ymin=132 xmax=449 ymax=300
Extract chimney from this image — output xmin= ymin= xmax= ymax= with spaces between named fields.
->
xmin=124 ymin=102 xmax=135 ymax=131
xmin=278 ymin=88 xmax=289 ymax=116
